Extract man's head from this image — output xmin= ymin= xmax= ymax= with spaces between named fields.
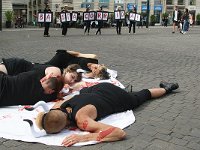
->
xmin=64 ymin=4 xmax=68 ymax=10
xmin=41 ymin=76 xmax=64 ymax=94
xmin=174 ymin=5 xmax=178 ymax=10
xmin=36 ymin=109 xmax=69 ymax=134
xmin=87 ymin=63 xmax=110 ymax=79
xmin=62 ymin=64 xmax=82 ymax=85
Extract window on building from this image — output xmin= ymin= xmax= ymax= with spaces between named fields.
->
xmin=99 ymin=0 xmax=109 ymax=3
xmin=114 ymin=0 xmax=124 ymax=3
xmin=81 ymin=3 xmax=94 ymax=9
xmin=189 ymin=0 xmax=196 ymax=5
xmin=166 ymin=0 xmax=173 ymax=5
xmin=177 ymin=0 xmax=184 ymax=5
xmin=154 ymin=0 xmax=161 ymax=5
xmin=82 ymin=0 xmax=94 ymax=2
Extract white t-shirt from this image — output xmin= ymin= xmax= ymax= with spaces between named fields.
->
xmin=174 ymin=10 xmax=178 ymax=21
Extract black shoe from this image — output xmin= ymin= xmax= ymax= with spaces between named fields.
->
xmin=172 ymin=31 xmax=175 ymax=34
xmin=160 ymin=81 xmax=179 ymax=93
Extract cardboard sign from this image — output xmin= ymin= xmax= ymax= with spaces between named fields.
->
xmin=72 ymin=12 xmax=78 ymax=22
xmin=45 ymin=13 xmax=52 ymax=22
xmin=66 ymin=12 xmax=71 ymax=21
xmin=37 ymin=12 xmax=53 ymax=23
xmin=103 ymin=12 xmax=109 ymax=21
xmin=83 ymin=11 xmax=95 ymax=21
xmin=114 ymin=10 xmax=125 ymax=20
xmin=60 ymin=13 xmax=66 ymax=22
xmin=38 ymin=13 xmax=44 ymax=22
xmin=129 ymin=13 xmax=141 ymax=21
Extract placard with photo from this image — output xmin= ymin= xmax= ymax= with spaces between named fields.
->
xmin=129 ymin=12 xmax=136 ymax=21
xmin=89 ymin=11 xmax=95 ymax=21
xmin=103 ymin=12 xmax=109 ymax=21
xmin=120 ymin=10 xmax=125 ymax=19
xmin=45 ymin=12 xmax=53 ymax=23
xmin=114 ymin=11 xmax=120 ymax=20
xmin=83 ymin=12 xmax=90 ymax=21
xmin=60 ymin=13 xmax=66 ymax=23
xmin=71 ymin=12 xmax=78 ymax=22
xmin=135 ymin=14 xmax=141 ymax=22
xmin=38 ymin=13 xmax=45 ymax=22
xmin=96 ymin=11 xmax=103 ymax=21
xmin=66 ymin=12 xmax=71 ymax=22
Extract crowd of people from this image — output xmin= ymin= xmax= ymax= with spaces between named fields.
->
xmin=0 ymin=48 xmax=179 ymax=147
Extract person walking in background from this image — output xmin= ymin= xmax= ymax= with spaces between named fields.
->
xmin=172 ymin=5 xmax=182 ymax=33
xmin=116 ymin=6 xmax=123 ymax=35
xmin=44 ymin=4 xmax=51 ymax=37
xmin=129 ymin=7 xmax=137 ymax=34
xmin=84 ymin=6 xmax=91 ymax=35
xmin=61 ymin=5 xmax=69 ymax=36
xmin=96 ymin=6 xmax=103 ymax=35
xmin=181 ymin=8 xmax=189 ymax=34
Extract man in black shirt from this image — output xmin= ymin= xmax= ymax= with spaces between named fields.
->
xmin=0 ymin=70 xmax=64 ymax=107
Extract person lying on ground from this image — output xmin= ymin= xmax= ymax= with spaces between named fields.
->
xmin=45 ymin=50 xmax=110 ymax=80
xmin=0 ymin=58 xmax=82 ymax=86
xmin=26 ymin=81 xmax=179 ymax=147
xmin=0 ymin=70 xmax=64 ymax=107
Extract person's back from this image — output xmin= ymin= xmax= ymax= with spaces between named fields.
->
xmin=0 ymin=71 xmax=57 ymax=106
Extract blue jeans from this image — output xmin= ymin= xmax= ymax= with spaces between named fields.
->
xmin=183 ymin=20 xmax=189 ymax=32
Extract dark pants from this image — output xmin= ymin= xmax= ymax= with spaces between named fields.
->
xmin=96 ymin=21 xmax=103 ymax=35
xmin=62 ymin=22 xmax=69 ymax=35
xmin=129 ymin=21 xmax=136 ymax=33
xmin=84 ymin=21 xmax=91 ymax=34
xmin=44 ymin=23 xmax=50 ymax=36
xmin=116 ymin=20 xmax=122 ymax=34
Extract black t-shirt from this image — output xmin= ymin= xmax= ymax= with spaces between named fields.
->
xmin=60 ymin=83 xmax=133 ymax=124
xmin=0 ymin=70 xmax=57 ymax=107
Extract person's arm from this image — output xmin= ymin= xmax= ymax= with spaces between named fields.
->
xmin=62 ymin=114 xmax=126 ymax=146
xmin=68 ymin=50 xmax=97 ymax=59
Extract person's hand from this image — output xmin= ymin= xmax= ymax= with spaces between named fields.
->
xmin=61 ymin=134 xmax=82 ymax=147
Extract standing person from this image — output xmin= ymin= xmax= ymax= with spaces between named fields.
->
xmin=129 ymin=7 xmax=137 ymax=34
xmin=44 ymin=4 xmax=51 ymax=37
xmin=61 ymin=5 xmax=69 ymax=36
xmin=172 ymin=5 xmax=182 ymax=33
xmin=84 ymin=6 xmax=91 ymax=35
xmin=96 ymin=6 xmax=103 ymax=35
xmin=181 ymin=8 xmax=189 ymax=34
xmin=116 ymin=6 xmax=123 ymax=35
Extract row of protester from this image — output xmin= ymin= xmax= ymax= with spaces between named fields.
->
xmin=38 ymin=5 xmax=141 ymax=36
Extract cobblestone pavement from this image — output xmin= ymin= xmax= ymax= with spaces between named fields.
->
xmin=0 ymin=26 xmax=200 ymax=150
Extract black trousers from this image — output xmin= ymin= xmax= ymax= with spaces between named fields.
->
xmin=116 ymin=20 xmax=122 ymax=34
xmin=62 ymin=22 xmax=69 ymax=35
xmin=44 ymin=23 xmax=50 ymax=36
xmin=84 ymin=21 xmax=91 ymax=34
xmin=96 ymin=21 xmax=103 ymax=35
xmin=129 ymin=21 xmax=136 ymax=33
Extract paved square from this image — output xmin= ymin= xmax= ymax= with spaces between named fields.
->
xmin=0 ymin=26 xmax=200 ymax=150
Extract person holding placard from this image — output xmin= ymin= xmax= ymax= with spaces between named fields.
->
xmin=96 ymin=6 xmax=103 ymax=35
xmin=61 ymin=5 xmax=70 ymax=36
xmin=44 ymin=5 xmax=52 ymax=37
xmin=84 ymin=6 xmax=91 ymax=35
xmin=115 ymin=6 xmax=123 ymax=35
xmin=129 ymin=7 xmax=137 ymax=34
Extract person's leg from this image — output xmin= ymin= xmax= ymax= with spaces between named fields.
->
xmin=119 ymin=22 xmax=122 ymax=34
xmin=148 ymin=88 xmax=166 ymax=98
xmin=129 ymin=22 xmax=132 ymax=33
xmin=172 ymin=22 xmax=175 ymax=33
xmin=62 ymin=23 xmax=67 ymax=35
xmin=133 ymin=22 xmax=136 ymax=33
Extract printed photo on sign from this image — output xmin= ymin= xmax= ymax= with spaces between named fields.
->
xmin=135 ymin=14 xmax=141 ymax=22
xmin=83 ymin=12 xmax=89 ymax=21
xmin=114 ymin=11 xmax=120 ymax=20
xmin=129 ymin=12 xmax=136 ymax=21
xmin=89 ymin=12 xmax=95 ymax=21
xmin=66 ymin=13 xmax=71 ymax=22
xmin=60 ymin=13 xmax=66 ymax=22
xmin=103 ymin=12 xmax=109 ymax=21
xmin=72 ymin=12 xmax=78 ymax=22
xmin=45 ymin=13 xmax=52 ymax=22
xmin=96 ymin=11 xmax=103 ymax=20
xmin=38 ymin=13 xmax=44 ymax=22
xmin=120 ymin=11 xmax=125 ymax=19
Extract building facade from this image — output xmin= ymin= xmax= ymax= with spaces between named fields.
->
xmin=2 ymin=0 xmax=200 ymax=26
